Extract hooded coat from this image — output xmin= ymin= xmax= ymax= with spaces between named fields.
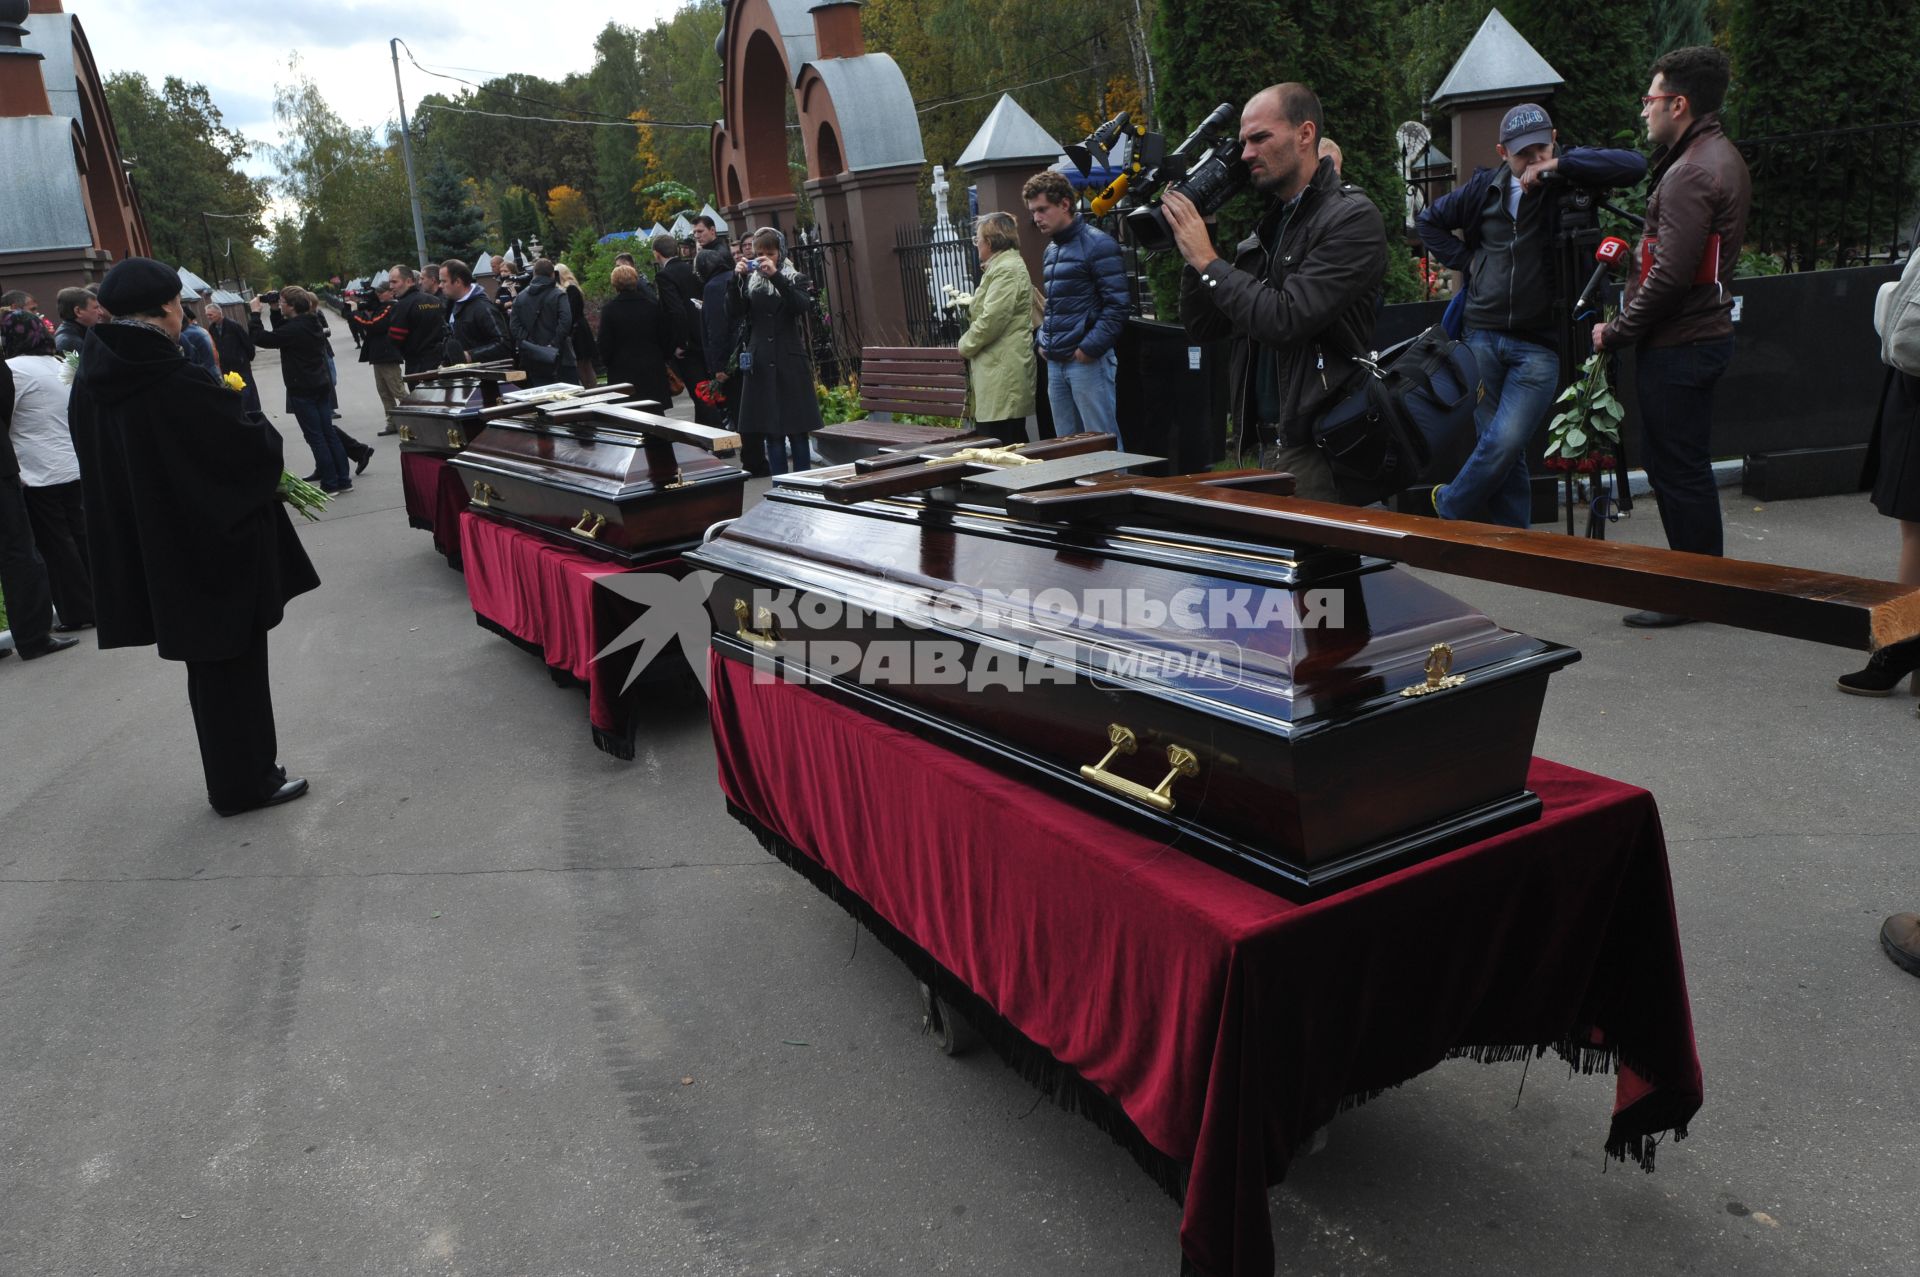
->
xmin=69 ymin=323 xmax=320 ymax=661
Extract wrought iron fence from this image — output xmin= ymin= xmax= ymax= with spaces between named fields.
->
xmin=789 ymin=220 xmax=862 ymax=386
xmin=1737 ymin=118 xmax=1920 ymax=271
xmin=894 ymin=222 xmax=981 ymax=346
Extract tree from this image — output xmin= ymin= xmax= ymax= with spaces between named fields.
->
xmin=589 ymin=23 xmax=649 ymax=228
xmin=104 ymin=73 xmax=267 ymax=280
xmin=547 ymin=184 xmax=595 ymax=240
xmin=1725 ymin=0 xmax=1920 ymax=267
xmin=423 ymin=154 xmax=487 ymax=261
xmin=499 ymin=186 xmax=544 ymax=253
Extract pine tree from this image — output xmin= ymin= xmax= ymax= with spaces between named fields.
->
xmin=423 ymin=155 xmax=486 ymax=262
xmin=1647 ymin=0 xmax=1711 ymax=53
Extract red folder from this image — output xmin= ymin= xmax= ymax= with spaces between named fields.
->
xmin=1637 ymin=233 xmax=1722 ymax=287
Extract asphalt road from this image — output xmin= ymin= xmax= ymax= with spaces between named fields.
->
xmin=3 ymin=345 xmax=1916 ymax=1276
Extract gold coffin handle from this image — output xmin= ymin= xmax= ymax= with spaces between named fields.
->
xmin=570 ymin=510 xmax=607 ymax=540
xmin=396 ymin=422 xmax=413 ymax=443
xmin=732 ymin=598 xmax=779 ymax=650
xmin=1079 ymin=724 xmax=1200 ymax=815
xmin=471 ymin=480 xmax=499 ymax=507
xmin=446 ymin=426 xmax=464 ymax=450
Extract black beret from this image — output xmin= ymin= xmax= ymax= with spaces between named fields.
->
xmin=97 ymin=257 xmax=182 ymax=317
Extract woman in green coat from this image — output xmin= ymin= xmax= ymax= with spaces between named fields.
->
xmin=956 ymin=212 xmax=1036 ymax=446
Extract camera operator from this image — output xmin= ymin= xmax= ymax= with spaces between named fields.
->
xmin=1168 ymin=83 xmax=1387 ymax=503
xmin=1593 ymin=46 xmax=1750 ymax=627
xmin=1416 ymin=103 xmax=1645 ymax=528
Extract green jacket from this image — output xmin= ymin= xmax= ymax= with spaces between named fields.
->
xmin=956 ymin=248 xmax=1036 ymax=422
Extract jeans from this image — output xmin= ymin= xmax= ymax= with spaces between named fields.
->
xmin=1046 ymin=350 xmax=1119 ymax=438
xmin=290 ymin=391 xmax=350 ymax=490
xmin=760 ymin=433 xmax=812 ymax=475
xmin=1437 ymin=329 xmax=1559 ymax=528
xmin=1636 ymin=336 xmax=1735 ymax=557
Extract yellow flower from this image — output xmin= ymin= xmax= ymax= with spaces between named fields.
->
xmin=223 ymin=371 xmax=247 ymax=393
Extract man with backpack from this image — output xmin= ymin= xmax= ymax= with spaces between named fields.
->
xmin=1416 ymin=102 xmax=1645 ymax=528
xmin=508 ymin=258 xmax=573 ymax=388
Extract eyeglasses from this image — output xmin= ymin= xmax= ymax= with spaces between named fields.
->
xmin=1640 ymin=93 xmax=1682 ymax=107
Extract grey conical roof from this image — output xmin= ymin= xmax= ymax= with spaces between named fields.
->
xmin=957 ymin=94 xmax=1062 ymax=169
xmin=1430 ymin=8 xmax=1563 ymax=109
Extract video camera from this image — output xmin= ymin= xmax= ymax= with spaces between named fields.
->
xmin=1064 ymin=102 xmax=1250 ymax=254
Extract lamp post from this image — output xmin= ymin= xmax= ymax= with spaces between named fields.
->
xmin=390 ymin=37 xmax=429 ymax=268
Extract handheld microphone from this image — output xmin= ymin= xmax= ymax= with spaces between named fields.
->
xmin=1575 ymin=236 xmax=1631 ymax=317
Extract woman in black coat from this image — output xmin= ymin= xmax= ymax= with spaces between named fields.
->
xmin=558 ymin=264 xmax=601 ymax=387
xmin=729 ymin=228 xmax=823 ymax=474
xmin=594 ymin=264 xmax=676 ymax=408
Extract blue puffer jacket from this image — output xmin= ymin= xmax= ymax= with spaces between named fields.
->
xmin=1037 ymin=217 xmax=1130 ymax=361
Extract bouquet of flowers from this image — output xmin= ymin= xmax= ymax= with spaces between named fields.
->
xmin=59 ymin=351 xmax=80 ymax=384
xmin=279 ymin=472 xmax=331 ymax=521
xmin=1544 ymin=346 xmax=1624 ymax=475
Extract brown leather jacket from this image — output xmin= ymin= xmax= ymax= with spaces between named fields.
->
xmin=1609 ymin=116 xmax=1750 ymax=349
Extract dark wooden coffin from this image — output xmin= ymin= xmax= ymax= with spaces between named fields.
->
xmin=812 ymin=420 xmax=986 ymax=466
xmin=449 ymin=401 xmax=746 ymax=565
xmin=686 ymin=451 xmax=1579 ymax=898
xmin=392 ymin=364 xmax=524 ymax=458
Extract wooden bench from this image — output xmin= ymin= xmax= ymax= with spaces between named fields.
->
xmin=813 ymin=345 xmax=980 ymax=465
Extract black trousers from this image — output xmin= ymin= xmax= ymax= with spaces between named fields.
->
xmin=23 ymin=480 xmax=94 ymax=627
xmin=185 ymin=629 xmax=283 ymax=812
xmin=1636 ymin=336 xmax=1736 ymax=557
xmin=0 ymin=473 xmax=52 ymax=648
xmin=974 ymin=416 xmax=1030 ymax=447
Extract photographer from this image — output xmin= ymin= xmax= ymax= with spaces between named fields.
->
xmin=1593 ymin=46 xmax=1750 ymax=624
xmin=1416 ymin=103 xmax=1645 ymax=528
xmin=1170 ymin=83 xmax=1387 ymax=502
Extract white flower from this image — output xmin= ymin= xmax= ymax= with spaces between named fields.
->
xmin=59 ymin=351 xmax=80 ymax=384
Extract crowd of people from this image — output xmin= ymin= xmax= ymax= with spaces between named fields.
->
xmin=3 ymin=42 xmax=1917 ymax=967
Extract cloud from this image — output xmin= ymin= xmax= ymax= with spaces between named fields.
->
xmin=81 ymin=0 xmax=686 ymax=134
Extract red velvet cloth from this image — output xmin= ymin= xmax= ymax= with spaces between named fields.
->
xmin=398 ymin=452 xmax=476 ymax=565
xmin=399 ymin=450 xmax=440 ymax=531
xmin=460 ymin=512 xmax=679 ymax=753
xmin=708 ymin=653 xmax=1702 ymax=1277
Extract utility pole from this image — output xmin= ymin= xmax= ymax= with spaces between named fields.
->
xmin=200 ymin=211 xmax=220 ymax=286
xmin=390 ymin=37 xmax=429 ymax=268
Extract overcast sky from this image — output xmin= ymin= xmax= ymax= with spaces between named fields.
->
xmin=81 ymin=0 xmax=690 ymax=176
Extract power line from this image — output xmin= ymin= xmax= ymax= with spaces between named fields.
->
xmin=418 ymin=102 xmax=724 ymax=131
xmin=916 ymin=61 xmax=1117 ymax=115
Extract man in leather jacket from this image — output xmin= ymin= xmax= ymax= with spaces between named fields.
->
xmin=1593 ymin=45 xmax=1750 ymax=625
xmin=1170 ymin=83 xmax=1387 ymax=503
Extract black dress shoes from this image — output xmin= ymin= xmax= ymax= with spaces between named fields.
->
xmin=355 ymin=447 xmax=374 ymax=475
xmin=17 ymin=634 xmax=80 ymax=660
xmin=1622 ymin=610 xmax=1696 ymax=629
xmin=214 ymin=775 xmax=310 ymax=818
xmin=52 ymin=620 xmax=96 ymax=634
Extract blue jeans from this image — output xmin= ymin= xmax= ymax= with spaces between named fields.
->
xmin=1046 ymin=350 xmax=1119 ymax=438
xmin=1437 ymin=329 xmax=1558 ymax=528
xmin=290 ymin=392 xmax=349 ymax=490
xmin=1636 ymin=336 xmax=1734 ymax=557
xmin=760 ymin=433 xmax=812 ymax=476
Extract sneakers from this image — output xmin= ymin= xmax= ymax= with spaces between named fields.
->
xmin=1835 ymin=637 xmax=1920 ymax=696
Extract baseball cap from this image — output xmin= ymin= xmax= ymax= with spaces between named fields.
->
xmin=1499 ymin=103 xmax=1553 ymax=152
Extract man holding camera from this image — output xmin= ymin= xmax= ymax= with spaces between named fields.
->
xmin=1593 ymin=46 xmax=1750 ymax=626
xmin=1166 ymin=84 xmax=1387 ymax=503
xmin=1416 ymin=103 xmax=1645 ymax=528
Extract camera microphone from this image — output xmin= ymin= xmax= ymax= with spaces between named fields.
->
xmin=1574 ymin=236 xmax=1631 ymax=317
